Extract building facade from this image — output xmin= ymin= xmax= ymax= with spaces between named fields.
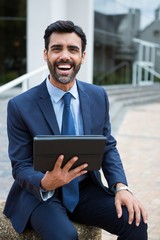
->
xmin=94 ymin=9 xmax=141 ymax=85
xmin=140 ymin=6 xmax=160 ymax=74
xmin=0 ymin=0 xmax=94 ymax=86
xmin=0 ymin=0 xmax=160 ymax=87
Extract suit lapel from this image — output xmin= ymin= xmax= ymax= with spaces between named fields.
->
xmin=37 ymin=81 xmax=60 ymax=135
xmin=36 ymin=80 xmax=92 ymax=135
xmin=77 ymin=82 xmax=91 ymax=135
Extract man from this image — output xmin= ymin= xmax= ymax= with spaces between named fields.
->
xmin=4 ymin=20 xmax=148 ymax=239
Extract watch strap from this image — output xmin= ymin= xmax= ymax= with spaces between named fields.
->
xmin=115 ymin=186 xmax=133 ymax=194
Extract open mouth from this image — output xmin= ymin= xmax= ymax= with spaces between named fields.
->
xmin=57 ymin=63 xmax=73 ymax=73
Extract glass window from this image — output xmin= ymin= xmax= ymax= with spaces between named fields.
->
xmin=0 ymin=0 xmax=26 ymax=84
xmin=94 ymin=0 xmax=160 ymax=85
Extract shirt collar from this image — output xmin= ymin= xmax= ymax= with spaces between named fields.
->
xmin=46 ymin=77 xmax=78 ymax=103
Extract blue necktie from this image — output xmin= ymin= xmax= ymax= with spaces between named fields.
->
xmin=61 ymin=92 xmax=76 ymax=135
xmin=61 ymin=92 xmax=79 ymax=212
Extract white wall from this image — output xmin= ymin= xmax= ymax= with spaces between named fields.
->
xmin=27 ymin=0 xmax=51 ymax=72
xmin=65 ymin=0 xmax=94 ymax=83
xmin=27 ymin=0 xmax=94 ymax=87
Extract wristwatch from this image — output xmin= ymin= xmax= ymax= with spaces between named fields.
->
xmin=115 ymin=185 xmax=133 ymax=195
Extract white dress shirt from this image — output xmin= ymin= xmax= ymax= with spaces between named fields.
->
xmin=40 ymin=78 xmax=84 ymax=201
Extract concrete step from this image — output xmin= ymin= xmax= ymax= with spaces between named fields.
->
xmin=103 ymin=83 xmax=160 ymax=123
xmin=104 ymin=83 xmax=160 ymax=96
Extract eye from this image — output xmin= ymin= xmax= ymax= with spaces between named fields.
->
xmin=69 ymin=46 xmax=79 ymax=53
xmin=50 ymin=45 xmax=62 ymax=52
xmin=52 ymin=47 xmax=61 ymax=52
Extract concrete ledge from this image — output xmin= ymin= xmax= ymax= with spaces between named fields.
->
xmin=0 ymin=202 xmax=101 ymax=240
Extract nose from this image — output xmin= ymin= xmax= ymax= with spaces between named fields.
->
xmin=59 ymin=49 xmax=70 ymax=61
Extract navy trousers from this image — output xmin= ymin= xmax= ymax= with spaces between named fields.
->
xmin=29 ymin=178 xmax=148 ymax=240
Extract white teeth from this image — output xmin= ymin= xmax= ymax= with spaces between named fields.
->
xmin=58 ymin=64 xmax=71 ymax=69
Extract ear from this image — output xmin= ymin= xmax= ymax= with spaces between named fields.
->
xmin=43 ymin=48 xmax=47 ymax=62
xmin=81 ymin=51 xmax=86 ymax=64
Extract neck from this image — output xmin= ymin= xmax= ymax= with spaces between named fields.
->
xmin=49 ymin=75 xmax=76 ymax=92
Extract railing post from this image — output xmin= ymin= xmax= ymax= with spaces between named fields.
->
xmin=22 ymin=78 xmax=29 ymax=92
xmin=144 ymin=46 xmax=149 ymax=81
xmin=151 ymin=47 xmax=155 ymax=82
xmin=132 ymin=61 xmax=137 ymax=86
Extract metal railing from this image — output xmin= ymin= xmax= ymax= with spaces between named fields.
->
xmin=96 ymin=61 xmax=130 ymax=84
xmin=0 ymin=65 xmax=48 ymax=94
xmin=132 ymin=38 xmax=160 ymax=85
xmin=132 ymin=60 xmax=160 ymax=85
xmin=104 ymin=61 xmax=129 ymax=77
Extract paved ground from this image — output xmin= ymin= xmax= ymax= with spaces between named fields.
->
xmin=0 ymin=89 xmax=160 ymax=240
xmin=102 ymin=102 xmax=160 ymax=240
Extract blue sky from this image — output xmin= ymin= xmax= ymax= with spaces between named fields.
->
xmin=94 ymin=0 xmax=160 ymax=29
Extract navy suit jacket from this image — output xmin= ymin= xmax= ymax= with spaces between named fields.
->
xmin=3 ymin=79 xmax=127 ymax=233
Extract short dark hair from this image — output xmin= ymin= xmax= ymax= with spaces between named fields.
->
xmin=44 ymin=20 xmax=87 ymax=52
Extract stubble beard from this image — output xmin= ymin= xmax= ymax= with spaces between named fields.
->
xmin=47 ymin=60 xmax=81 ymax=85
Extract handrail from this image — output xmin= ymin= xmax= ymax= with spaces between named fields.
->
xmin=105 ymin=61 xmax=129 ymax=77
xmin=0 ymin=65 xmax=48 ymax=94
xmin=138 ymin=62 xmax=160 ymax=79
xmin=97 ymin=61 xmax=129 ymax=83
xmin=133 ymin=38 xmax=160 ymax=48
xmin=132 ymin=61 xmax=160 ymax=85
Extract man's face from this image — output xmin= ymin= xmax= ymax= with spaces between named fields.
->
xmin=44 ymin=32 xmax=86 ymax=88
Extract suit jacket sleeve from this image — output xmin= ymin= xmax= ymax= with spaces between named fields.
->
xmin=100 ymin=88 xmax=128 ymax=188
xmin=7 ymin=99 xmax=44 ymax=201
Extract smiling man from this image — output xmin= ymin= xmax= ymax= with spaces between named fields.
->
xmin=44 ymin=31 xmax=85 ymax=88
xmin=3 ymin=20 xmax=148 ymax=240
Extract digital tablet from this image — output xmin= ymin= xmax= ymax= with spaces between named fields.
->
xmin=33 ymin=135 xmax=106 ymax=171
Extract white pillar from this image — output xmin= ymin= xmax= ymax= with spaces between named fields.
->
xmin=27 ymin=0 xmax=51 ymax=72
xmin=65 ymin=0 xmax=94 ymax=83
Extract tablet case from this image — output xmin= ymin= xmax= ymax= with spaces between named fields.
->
xmin=33 ymin=135 xmax=106 ymax=171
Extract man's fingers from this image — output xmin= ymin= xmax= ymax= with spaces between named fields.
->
xmin=115 ymin=191 xmax=148 ymax=227
xmin=139 ymin=204 xmax=148 ymax=225
xmin=128 ymin=202 xmax=148 ymax=226
xmin=63 ymin=156 xmax=88 ymax=174
xmin=54 ymin=155 xmax=88 ymax=178
xmin=54 ymin=155 xmax=78 ymax=171
xmin=134 ymin=204 xmax=141 ymax=226
xmin=54 ymin=155 xmax=64 ymax=169
xmin=142 ymin=209 xmax=148 ymax=224
xmin=126 ymin=203 xmax=135 ymax=225
xmin=115 ymin=199 xmax=123 ymax=219
xmin=62 ymin=156 xmax=79 ymax=171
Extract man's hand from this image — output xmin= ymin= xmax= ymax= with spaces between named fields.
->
xmin=41 ymin=155 xmax=88 ymax=191
xmin=115 ymin=184 xmax=148 ymax=226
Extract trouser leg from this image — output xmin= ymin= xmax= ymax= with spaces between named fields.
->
xmin=70 ymin=180 xmax=148 ymax=240
xmin=29 ymin=197 xmax=78 ymax=240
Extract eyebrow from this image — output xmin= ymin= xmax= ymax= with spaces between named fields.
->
xmin=50 ymin=44 xmax=62 ymax=49
xmin=50 ymin=44 xmax=80 ymax=51
xmin=68 ymin=45 xmax=80 ymax=51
